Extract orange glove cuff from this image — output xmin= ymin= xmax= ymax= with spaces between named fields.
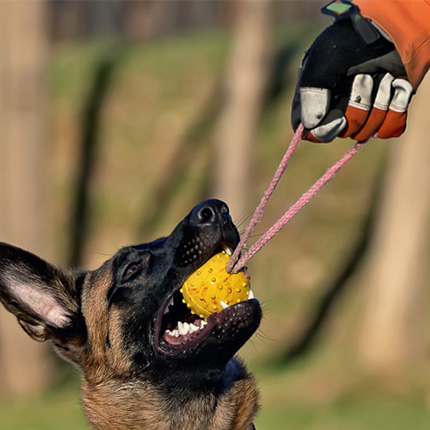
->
xmin=354 ymin=0 xmax=430 ymax=91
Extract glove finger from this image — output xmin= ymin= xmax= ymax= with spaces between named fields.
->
xmin=305 ymin=109 xmax=347 ymax=143
xmin=338 ymin=74 xmax=373 ymax=137
xmin=299 ymin=87 xmax=330 ymax=129
xmin=352 ymin=73 xmax=394 ymax=142
xmin=377 ymin=78 xmax=413 ymax=139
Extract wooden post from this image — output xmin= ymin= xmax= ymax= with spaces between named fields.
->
xmin=214 ymin=0 xmax=272 ymax=220
xmin=358 ymin=77 xmax=430 ymax=374
xmin=0 ymin=0 xmax=55 ymax=395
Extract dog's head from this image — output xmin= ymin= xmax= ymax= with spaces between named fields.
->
xmin=0 ymin=199 xmax=261 ymax=389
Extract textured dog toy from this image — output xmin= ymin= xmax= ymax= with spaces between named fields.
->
xmin=181 ymin=251 xmax=250 ymax=319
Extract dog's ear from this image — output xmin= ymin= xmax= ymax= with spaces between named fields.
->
xmin=0 ymin=242 xmax=86 ymax=352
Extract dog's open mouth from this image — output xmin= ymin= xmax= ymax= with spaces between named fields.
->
xmin=154 ymin=246 xmax=258 ymax=356
xmin=157 ymin=289 xmax=213 ymax=352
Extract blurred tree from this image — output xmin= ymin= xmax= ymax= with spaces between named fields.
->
xmin=214 ymin=0 xmax=272 ymax=219
xmin=69 ymin=50 xmax=120 ymax=268
xmin=357 ymin=77 xmax=430 ymax=374
xmin=122 ymin=0 xmax=166 ymax=40
xmin=0 ymin=0 xmax=55 ymax=395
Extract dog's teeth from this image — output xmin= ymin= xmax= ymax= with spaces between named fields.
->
xmin=220 ymin=301 xmax=229 ymax=310
xmin=201 ymin=320 xmax=207 ymax=328
xmin=173 ymin=329 xmax=179 ymax=337
xmin=178 ymin=322 xmax=185 ymax=335
xmin=164 ymin=297 xmax=174 ymax=315
xmin=178 ymin=321 xmax=190 ymax=336
xmin=248 ymin=290 xmax=255 ymax=300
xmin=223 ymin=245 xmax=233 ymax=256
xmin=189 ymin=323 xmax=199 ymax=333
xmin=183 ymin=322 xmax=190 ymax=334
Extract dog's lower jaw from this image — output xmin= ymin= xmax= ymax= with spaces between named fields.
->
xmin=81 ymin=358 xmax=259 ymax=430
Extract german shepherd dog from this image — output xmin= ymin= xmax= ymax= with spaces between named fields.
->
xmin=0 ymin=199 xmax=261 ymax=430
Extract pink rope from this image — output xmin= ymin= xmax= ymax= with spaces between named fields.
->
xmin=226 ymin=124 xmax=304 ymax=273
xmin=227 ymin=127 xmax=367 ymax=274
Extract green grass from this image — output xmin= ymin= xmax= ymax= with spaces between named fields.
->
xmin=256 ymin=397 xmax=430 ymax=430
xmin=251 ymin=356 xmax=430 ymax=429
xmin=1 ymin=363 xmax=429 ymax=430
xmin=0 ymin=379 xmax=87 ymax=430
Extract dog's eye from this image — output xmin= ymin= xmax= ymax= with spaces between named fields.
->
xmin=123 ymin=262 xmax=141 ymax=280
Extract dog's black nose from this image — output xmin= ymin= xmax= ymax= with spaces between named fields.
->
xmin=189 ymin=199 xmax=230 ymax=226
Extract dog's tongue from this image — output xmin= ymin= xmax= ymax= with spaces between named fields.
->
xmin=180 ymin=251 xmax=251 ymax=318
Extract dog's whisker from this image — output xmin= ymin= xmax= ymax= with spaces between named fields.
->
xmin=233 ymin=211 xmax=253 ymax=231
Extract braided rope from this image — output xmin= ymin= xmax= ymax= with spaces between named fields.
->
xmin=226 ymin=124 xmax=304 ymax=273
xmin=227 ymin=125 xmax=367 ymax=274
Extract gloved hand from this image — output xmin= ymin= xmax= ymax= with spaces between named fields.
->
xmin=291 ymin=9 xmax=414 ymax=143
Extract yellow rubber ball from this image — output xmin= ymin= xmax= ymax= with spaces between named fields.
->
xmin=180 ymin=251 xmax=250 ymax=319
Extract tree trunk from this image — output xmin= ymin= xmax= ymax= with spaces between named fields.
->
xmin=0 ymin=0 xmax=55 ymax=395
xmin=357 ymin=76 xmax=430 ymax=374
xmin=214 ymin=0 xmax=272 ymax=220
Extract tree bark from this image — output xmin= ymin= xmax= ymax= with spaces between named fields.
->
xmin=0 ymin=0 xmax=55 ymax=395
xmin=357 ymin=76 xmax=430 ymax=373
xmin=214 ymin=0 xmax=272 ymax=220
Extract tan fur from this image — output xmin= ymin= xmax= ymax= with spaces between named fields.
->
xmin=81 ymin=375 xmax=258 ymax=430
xmin=79 ymin=269 xmax=135 ymax=383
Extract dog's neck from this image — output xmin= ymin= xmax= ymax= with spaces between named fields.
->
xmin=80 ymin=358 xmax=259 ymax=430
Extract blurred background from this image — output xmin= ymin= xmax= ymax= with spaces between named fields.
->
xmin=0 ymin=1 xmax=429 ymax=429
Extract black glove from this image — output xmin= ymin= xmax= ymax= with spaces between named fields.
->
xmin=291 ymin=4 xmax=413 ymax=143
